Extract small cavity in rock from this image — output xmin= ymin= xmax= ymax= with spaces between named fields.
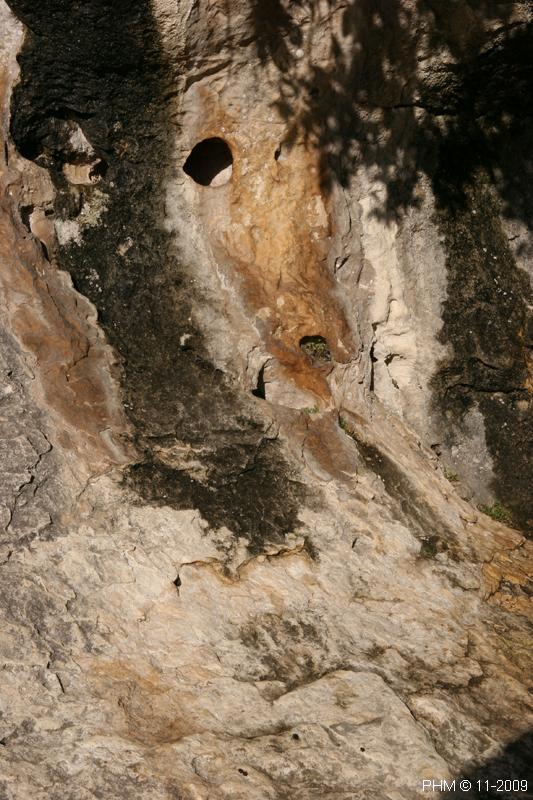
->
xmin=300 ymin=335 xmax=331 ymax=364
xmin=183 ymin=137 xmax=233 ymax=186
xmin=89 ymin=159 xmax=108 ymax=181
xmin=252 ymin=364 xmax=266 ymax=399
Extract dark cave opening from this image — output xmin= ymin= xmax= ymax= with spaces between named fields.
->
xmin=183 ymin=137 xmax=233 ymax=187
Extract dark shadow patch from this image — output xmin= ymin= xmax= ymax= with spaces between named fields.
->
xmin=19 ymin=204 xmax=33 ymax=231
xmin=356 ymin=437 xmax=450 ymax=544
xmin=252 ymin=364 xmax=266 ymax=399
xmin=340 ymin=418 xmax=452 ymax=547
xmin=250 ymin=0 xmax=303 ymax=72
xmin=430 ymin=121 xmax=533 ymax=534
xmin=89 ymin=158 xmax=108 ymax=181
xmin=443 ymin=731 xmax=533 ymax=799
xmin=125 ymin=438 xmax=305 ymax=555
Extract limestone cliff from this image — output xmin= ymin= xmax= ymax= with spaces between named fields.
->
xmin=0 ymin=2 xmax=532 ymax=798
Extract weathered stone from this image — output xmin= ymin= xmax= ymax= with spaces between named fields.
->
xmin=0 ymin=1 xmax=532 ymax=798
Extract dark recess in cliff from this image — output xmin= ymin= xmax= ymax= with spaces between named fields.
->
xmin=8 ymin=0 xmax=306 ymax=551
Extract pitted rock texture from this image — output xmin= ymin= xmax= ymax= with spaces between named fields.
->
xmin=0 ymin=1 xmax=532 ymax=799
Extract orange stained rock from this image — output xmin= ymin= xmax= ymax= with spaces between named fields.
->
xmin=189 ymin=98 xmax=355 ymax=403
xmin=88 ymin=659 xmax=205 ymax=745
xmin=0 ymin=151 xmax=132 ymax=471
xmin=483 ymin=540 xmax=533 ymax=621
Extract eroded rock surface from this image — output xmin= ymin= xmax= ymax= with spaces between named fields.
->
xmin=0 ymin=1 xmax=532 ymax=798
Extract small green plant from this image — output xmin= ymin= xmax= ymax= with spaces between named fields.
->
xmin=478 ymin=501 xmax=514 ymax=525
xmin=419 ymin=536 xmax=440 ymax=559
xmin=339 ymin=416 xmax=353 ymax=435
xmin=300 ymin=335 xmax=331 ymax=362
xmin=301 ymin=405 xmax=319 ymax=414
xmin=443 ymin=467 xmax=459 ymax=482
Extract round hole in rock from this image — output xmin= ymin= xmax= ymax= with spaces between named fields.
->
xmin=300 ymin=335 xmax=331 ymax=364
xmin=183 ymin=137 xmax=233 ymax=187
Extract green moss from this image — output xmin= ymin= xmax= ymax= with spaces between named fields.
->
xmin=443 ymin=467 xmax=459 ymax=482
xmin=300 ymin=336 xmax=331 ymax=362
xmin=478 ymin=501 xmax=514 ymax=526
xmin=419 ymin=536 xmax=440 ymax=559
xmin=339 ymin=416 xmax=354 ymax=435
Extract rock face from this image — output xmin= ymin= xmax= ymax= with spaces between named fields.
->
xmin=0 ymin=2 xmax=532 ymax=798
